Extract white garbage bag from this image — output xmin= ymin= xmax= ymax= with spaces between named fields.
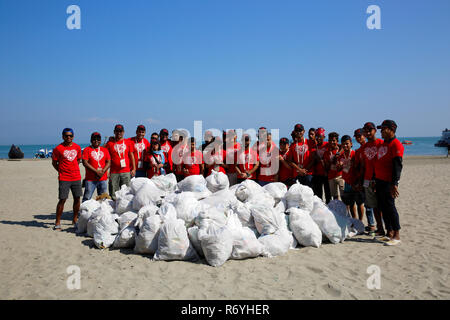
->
xmin=151 ymin=173 xmax=178 ymax=194
xmin=115 ymin=193 xmax=134 ymax=215
xmin=258 ymin=229 xmax=292 ymax=258
xmin=177 ymin=175 xmax=208 ymax=193
xmin=129 ymin=177 xmax=151 ymax=194
xmin=194 ymin=205 xmax=228 ymax=229
xmin=247 ymin=191 xmax=276 ymax=208
xmin=93 ymin=227 xmax=116 ymax=249
xmin=229 ymin=201 xmax=255 ymax=229
xmin=135 ymin=204 xmax=159 ymax=229
xmin=310 ymin=198 xmax=349 ymax=244
xmin=168 ymin=192 xmax=199 ymax=227
xmin=153 ymin=219 xmax=199 ymax=261
xmin=115 ymin=184 xmax=131 ymax=200
xmin=235 ymin=179 xmax=265 ymax=202
xmin=206 ymin=170 xmax=230 ymax=193
xmin=157 ymin=202 xmax=178 ymax=222
xmin=199 ymin=188 xmax=238 ymax=209
xmin=187 ymin=225 xmax=204 ymax=257
xmin=328 ymin=199 xmax=349 ymax=218
xmin=112 ymin=226 xmax=136 ymax=249
xmin=288 ymin=207 xmax=322 ymax=248
xmin=117 ymin=211 xmax=138 ymax=230
xmin=132 ymin=180 xmax=164 ymax=211
xmin=231 ymin=227 xmax=264 ymax=260
xmin=263 ymin=182 xmax=288 ymax=203
xmin=274 ymin=198 xmax=287 ymax=214
xmin=77 ymin=209 xmax=92 ymax=234
xmin=80 ymin=199 xmax=101 ymax=213
xmin=284 ymin=181 xmax=314 ymax=211
xmin=87 ymin=203 xmax=119 ymax=237
xmin=134 ymin=215 xmax=161 ymax=254
xmin=198 ymin=224 xmax=233 ymax=267
xmin=248 ymin=203 xmax=286 ymax=235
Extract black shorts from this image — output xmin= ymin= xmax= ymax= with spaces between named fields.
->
xmin=59 ymin=180 xmax=82 ymax=200
xmin=342 ymin=185 xmax=365 ymax=206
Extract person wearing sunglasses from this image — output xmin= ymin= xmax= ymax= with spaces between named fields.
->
xmin=51 ymin=128 xmax=82 ymax=230
xmin=105 ymin=124 xmax=136 ymax=200
xmin=128 ymin=125 xmax=150 ymax=178
xmin=81 ymin=132 xmax=111 ymax=202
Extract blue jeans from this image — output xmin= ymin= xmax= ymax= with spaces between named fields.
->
xmin=82 ymin=180 xmax=108 ymax=202
xmin=294 ymin=174 xmax=313 ymax=188
xmin=366 ymin=207 xmax=375 ymax=226
xmin=257 ymin=180 xmax=271 ymax=187
xmin=135 ymin=170 xmax=147 ymax=178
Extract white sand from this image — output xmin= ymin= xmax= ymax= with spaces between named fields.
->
xmin=0 ymin=156 xmax=449 ymax=299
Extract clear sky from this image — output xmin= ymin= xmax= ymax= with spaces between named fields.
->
xmin=1 ymin=0 xmax=449 ymax=145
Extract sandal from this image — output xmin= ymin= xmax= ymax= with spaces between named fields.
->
xmin=384 ymin=239 xmax=401 ymax=246
xmin=53 ymin=225 xmax=62 ymax=231
xmin=374 ymin=236 xmax=391 ymax=242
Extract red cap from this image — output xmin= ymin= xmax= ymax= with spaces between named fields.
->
xmin=137 ymin=125 xmax=146 ymax=131
xmin=160 ymin=128 xmax=169 ymax=135
xmin=294 ymin=124 xmax=304 ymax=132
xmin=315 ymin=127 xmax=325 ymax=137
xmin=114 ymin=124 xmax=124 ymax=131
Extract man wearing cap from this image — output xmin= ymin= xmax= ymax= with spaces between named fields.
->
xmin=361 ymin=122 xmax=385 ymax=236
xmin=183 ymin=137 xmax=205 ymax=177
xmin=353 ymin=128 xmax=376 ymax=231
xmin=287 ymin=124 xmax=313 ymax=188
xmin=160 ymin=129 xmax=172 ymax=172
xmin=311 ymin=127 xmax=331 ymax=203
xmin=278 ymin=137 xmax=293 ymax=186
xmin=171 ymin=129 xmax=189 ymax=182
xmin=51 ymin=128 xmax=83 ymax=230
xmin=82 ymin=132 xmax=111 ymax=202
xmin=374 ymin=120 xmax=404 ymax=246
xmin=128 ymin=125 xmax=150 ymax=178
xmin=105 ymin=125 xmax=136 ymax=200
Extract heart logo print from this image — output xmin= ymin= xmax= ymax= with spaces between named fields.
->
xmin=63 ymin=149 xmax=77 ymax=162
xmin=377 ymin=146 xmax=388 ymax=159
xmin=295 ymin=144 xmax=308 ymax=156
xmin=364 ymin=147 xmax=377 ymax=160
xmin=91 ymin=150 xmax=104 ymax=161
xmin=135 ymin=143 xmax=145 ymax=153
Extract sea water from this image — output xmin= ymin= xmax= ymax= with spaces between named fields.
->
xmin=0 ymin=137 xmax=447 ymax=159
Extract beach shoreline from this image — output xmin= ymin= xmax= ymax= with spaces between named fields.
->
xmin=0 ymin=157 xmax=449 ymax=299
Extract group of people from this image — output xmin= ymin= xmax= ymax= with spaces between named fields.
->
xmin=51 ymin=120 xmax=404 ymax=246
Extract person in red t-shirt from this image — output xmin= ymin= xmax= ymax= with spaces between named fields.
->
xmin=308 ymin=128 xmax=317 ymax=150
xmin=374 ymin=120 xmax=404 ymax=246
xmin=128 ymin=125 xmax=150 ymax=178
xmin=51 ymin=128 xmax=82 ymax=230
xmin=287 ymin=124 xmax=313 ymax=188
xmin=160 ymin=128 xmax=173 ymax=172
xmin=203 ymin=136 xmax=227 ymax=176
xmin=171 ymin=130 xmax=189 ymax=182
xmin=105 ymin=124 xmax=136 ymax=200
xmin=257 ymin=131 xmax=279 ymax=186
xmin=144 ymin=140 xmax=166 ymax=178
xmin=82 ymin=132 xmax=111 ymax=202
xmin=235 ymin=134 xmax=259 ymax=183
xmin=278 ymin=137 xmax=293 ymax=187
xmin=337 ymin=135 xmax=360 ymax=219
xmin=323 ymin=132 xmax=344 ymax=201
xmin=311 ymin=127 xmax=331 ymax=203
xmin=182 ymin=137 xmax=204 ymax=177
xmin=224 ymin=129 xmax=241 ymax=186
xmin=361 ymin=121 xmax=385 ymax=236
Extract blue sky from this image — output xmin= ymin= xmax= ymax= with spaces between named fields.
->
xmin=0 ymin=0 xmax=449 ymax=145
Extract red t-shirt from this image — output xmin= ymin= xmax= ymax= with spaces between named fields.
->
xmin=105 ymin=139 xmax=135 ymax=174
xmin=258 ymin=143 xmax=278 ymax=182
xmin=338 ymin=150 xmax=355 ymax=184
xmin=204 ymin=149 xmax=227 ymax=176
xmin=82 ymin=146 xmax=111 ymax=181
xmin=128 ymin=137 xmax=150 ymax=172
xmin=353 ymin=144 xmax=365 ymax=184
xmin=236 ymin=148 xmax=259 ymax=180
xmin=313 ymin=142 xmax=329 ymax=177
xmin=224 ymin=143 xmax=241 ymax=174
xmin=52 ymin=143 xmax=82 ymax=181
xmin=361 ymin=138 xmax=383 ymax=181
xmin=324 ymin=148 xmax=342 ymax=179
xmin=144 ymin=151 xmax=164 ymax=178
xmin=278 ymin=148 xmax=292 ymax=182
xmin=374 ymin=138 xmax=404 ymax=183
xmin=288 ymin=139 xmax=312 ymax=176
xmin=160 ymin=141 xmax=173 ymax=171
xmin=183 ymin=150 xmax=204 ymax=176
xmin=308 ymin=139 xmax=317 ymax=151
xmin=172 ymin=144 xmax=188 ymax=175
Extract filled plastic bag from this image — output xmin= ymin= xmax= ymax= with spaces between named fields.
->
xmin=129 ymin=177 xmax=151 ymax=194
xmin=206 ymin=170 xmax=230 ymax=193
xmin=231 ymin=227 xmax=264 ymax=260
xmin=177 ymin=175 xmax=208 ymax=193
xmin=153 ymin=219 xmax=199 ymax=261
xmin=115 ymin=193 xmax=134 ymax=215
xmin=87 ymin=203 xmax=119 ymax=237
xmin=80 ymin=199 xmax=101 ymax=213
xmin=349 ymin=218 xmax=365 ymax=236
xmin=198 ymin=224 xmax=233 ymax=267
xmin=112 ymin=226 xmax=136 ymax=249
xmin=229 ymin=201 xmax=255 ymax=229
xmin=328 ymin=199 xmax=349 ymax=218
xmin=199 ymin=189 xmax=238 ymax=210
xmin=157 ymin=202 xmax=178 ymax=222
xmin=167 ymin=192 xmax=199 ymax=227
xmin=235 ymin=179 xmax=265 ymax=202
xmin=284 ymin=181 xmax=314 ymax=211
xmin=117 ymin=211 xmax=138 ymax=230
xmin=134 ymin=215 xmax=162 ymax=254
xmin=187 ymin=226 xmax=204 ymax=257
xmin=93 ymin=227 xmax=117 ymax=249
xmin=135 ymin=204 xmax=159 ymax=229
xmin=263 ymin=182 xmax=288 ymax=203
xmin=288 ymin=207 xmax=322 ymax=248
xmin=248 ymin=203 xmax=286 ymax=235
xmin=151 ymin=173 xmax=178 ymax=194
xmin=132 ymin=180 xmax=164 ymax=211
xmin=258 ymin=229 xmax=292 ymax=258
xmin=194 ymin=205 xmax=228 ymax=229
xmin=310 ymin=198 xmax=349 ymax=244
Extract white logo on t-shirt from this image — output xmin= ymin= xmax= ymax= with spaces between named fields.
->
xmin=364 ymin=146 xmax=377 ymax=160
xmin=63 ymin=149 xmax=77 ymax=162
xmin=295 ymin=144 xmax=308 ymax=156
xmin=377 ymin=146 xmax=388 ymax=159
xmin=90 ymin=150 xmax=104 ymax=161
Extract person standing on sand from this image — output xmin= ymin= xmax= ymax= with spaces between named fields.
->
xmin=128 ymin=125 xmax=150 ymax=178
xmin=374 ymin=120 xmax=404 ymax=246
xmin=105 ymin=124 xmax=136 ymax=200
xmin=287 ymin=124 xmax=313 ymax=188
xmin=81 ymin=132 xmax=111 ymax=202
xmin=51 ymin=128 xmax=82 ymax=230
xmin=311 ymin=128 xmax=331 ymax=203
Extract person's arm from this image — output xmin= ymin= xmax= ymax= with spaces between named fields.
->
xmin=248 ymin=161 xmax=260 ymax=176
xmin=391 ymin=156 xmax=403 ymax=198
xmin=82 ymin=159 xmax=100 ymax=177
xmin=129 ymin=151 xmax=136 ymax=177
xmin=52 ymin=159 xmax=59 ymax=172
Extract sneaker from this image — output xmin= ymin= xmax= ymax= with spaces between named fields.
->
xmin=384 ymin=239 xmax=401 ymax=246
xmin=374 ymin=236 xmax=391 ymax=242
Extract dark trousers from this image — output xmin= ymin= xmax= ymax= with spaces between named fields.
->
xmin=375 ymin=179 xmax=401 ymax=231
xmin=294 ymin=174 xmax=313 ymax=188
xmin=312 ymin=175 xmax=331 ymax=203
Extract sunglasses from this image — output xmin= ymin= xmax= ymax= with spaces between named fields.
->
xmin=91 ymin=137 xmax=101 ymax=141
xmin=114 ymin=129 xmax=124 ymax=133
xmin=64 ymin=135 xmax=73 ymax=138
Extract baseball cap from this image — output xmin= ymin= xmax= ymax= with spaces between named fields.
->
xmin=160 ymin=128 xmax=169 ymax=136
xmin=363 ymin=122 xmax=376 ymax=131
xmin=294 ymin=124 xmax=304 ymax=132
xmin=353 ymin=128 xmax=363 ymax=137
xmin=62 ymin=128 xmax=74 ymax=135
xmin=279 ymin=137 xmax=289 ymax=144
xmin=377 ymin=120 xmax=397 ymax=131
xmin=315 ymin=127 xmax=325 ymax=137
xmin=137 ymin=125 xmax=146 ymax=131
xmin=114 ymin=124 xmax=124 ymax=132
xmin=91 ymin=132 xmax=101 ymax=140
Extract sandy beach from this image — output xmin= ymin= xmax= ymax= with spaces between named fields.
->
xmin=0 ymin=156 xmax=449 ymax=300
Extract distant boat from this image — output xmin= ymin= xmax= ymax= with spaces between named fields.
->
xmin=402 ymin=140 xmax=413 ymax=145
xmin=8 ymin=144 xmax=24 ymax=159
xmin=435 ymin=129 xmax=450 ymax=147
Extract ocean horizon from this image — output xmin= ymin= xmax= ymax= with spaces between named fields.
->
xmin=0 ymin=136 xmax=447 ymax=159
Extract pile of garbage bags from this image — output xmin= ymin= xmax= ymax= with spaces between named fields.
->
xmin=77 ymin=170 xmax=365 ymax=267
